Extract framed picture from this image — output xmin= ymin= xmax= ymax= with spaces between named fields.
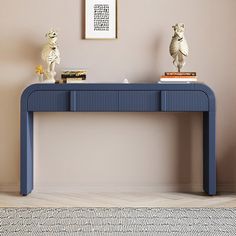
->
xmin=85 ymin=0 xmax=117 ymax=39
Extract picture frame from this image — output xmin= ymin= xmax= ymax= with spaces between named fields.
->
xmin=85 ymin=0 xmax=117 ymax=39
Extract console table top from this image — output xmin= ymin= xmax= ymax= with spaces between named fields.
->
xmin=22 ymin=82 xmax=214 ymax=94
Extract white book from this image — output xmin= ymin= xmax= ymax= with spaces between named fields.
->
xmin=160 ymin=78 xmax=197 ymax=82
xmin=66 ymin=80 xmax=86 ymax=84
xmin=158 ymin=81 xmax=196 ymax=84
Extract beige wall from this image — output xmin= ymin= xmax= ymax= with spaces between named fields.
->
xmin=0 ymin=0 xmax=236 ymax=192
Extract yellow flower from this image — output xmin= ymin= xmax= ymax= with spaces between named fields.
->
xmin=35 ymin=65 xmax=44 ymax=75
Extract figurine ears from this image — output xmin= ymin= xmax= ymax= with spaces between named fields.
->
xmin=172 ymin=23 xmax=185 ymax=29
xmin=45 ymin=29 xmax=58 ymax=38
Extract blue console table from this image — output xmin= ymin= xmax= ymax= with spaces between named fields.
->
xmin=21 ymin=83 xmax=216 ymax=196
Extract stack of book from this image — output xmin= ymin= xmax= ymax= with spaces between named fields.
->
xmin=159 ymin=72 xmax=197 ymax=83
xmin=61 ymin=70 xmax=87 ymax=83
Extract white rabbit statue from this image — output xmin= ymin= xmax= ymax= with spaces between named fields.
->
xmin=41 ymin=30 xmax=60 ymax=83
xmin=169 ymin=23 xmax=189 ymax=72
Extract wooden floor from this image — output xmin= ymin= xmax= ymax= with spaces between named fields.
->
xmin=0 ymin=192 xmax=236 ymax=208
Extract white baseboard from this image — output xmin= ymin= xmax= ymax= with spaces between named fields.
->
xmin=0 ymin=183 xmax=235 ymax=193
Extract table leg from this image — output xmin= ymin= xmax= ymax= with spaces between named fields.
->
xmin=20 ymin=111 xmax=34 ymax=196
xmin=203 ymin=112 xmax=216 ymax=195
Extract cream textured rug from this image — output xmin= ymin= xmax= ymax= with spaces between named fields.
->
xmin=0 ymin=208 xmax=235 ymax=235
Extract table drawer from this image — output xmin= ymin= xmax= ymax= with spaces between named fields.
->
xmin=28 ymin=91 xmax=70 ymax=111
xmin=119 ymin=91 xmax=161 ymax=112
xmin=75 ymin=91 xmax=119 ymax=112
xmin=161 ymin=91 xmax=209 ymax=112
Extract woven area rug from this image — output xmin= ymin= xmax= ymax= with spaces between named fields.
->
xmin=0 ymin=208 xmax=236 ymax=235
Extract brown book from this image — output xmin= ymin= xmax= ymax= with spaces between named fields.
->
xmin=165 ymin=72 xmax=197 ymax=76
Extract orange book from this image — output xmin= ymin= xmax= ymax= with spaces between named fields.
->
xmin=160 ymin=75 xmax=196 ymax=79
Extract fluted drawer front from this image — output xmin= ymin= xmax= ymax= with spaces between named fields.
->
xmin=161 ymin=91 xmax=209 ymax=111
xmin=76 ymin=91 xmax=119 ymax=111
xmin=119 ymin=91 xmax=161 ymax=112
xmin=28 ymin=91 xmax=70 ymax=111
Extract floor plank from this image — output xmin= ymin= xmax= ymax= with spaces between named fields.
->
xmin=0 ymin=192 xmax=236 ymax=208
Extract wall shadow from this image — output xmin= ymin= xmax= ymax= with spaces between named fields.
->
xmin=80 ymin=0 xmax=86 ymax=39
xmin=218 ymin=146 xmax=236 ymax=192
xmin=160 ymin=113 xmax=203 ymax=195
xmin=176 ymin=113 xmax=192 ymax=192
